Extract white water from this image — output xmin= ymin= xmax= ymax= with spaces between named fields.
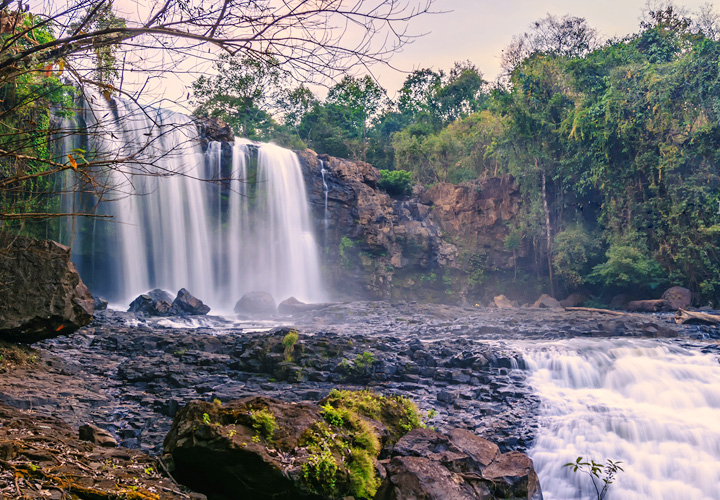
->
xmin=69 ymin=96 xmax=325 ymax=309
xmin=523 ymin=339 xmax=720 ymax=500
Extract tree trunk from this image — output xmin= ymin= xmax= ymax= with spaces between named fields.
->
xmin=540 ymin=164 xmax=555 ymax=298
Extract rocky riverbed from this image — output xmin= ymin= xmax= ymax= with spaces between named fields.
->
xmin=1 ymin=301 xmax=710 ymax=456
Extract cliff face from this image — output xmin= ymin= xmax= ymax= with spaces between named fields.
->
xmin=296 ymin=150 xmax=525 ymax=303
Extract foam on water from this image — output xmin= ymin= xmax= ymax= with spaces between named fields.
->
xmin=523 ymin=339 xmax=720 ymax=500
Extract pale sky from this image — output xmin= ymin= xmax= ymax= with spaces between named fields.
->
xmin=112 ymin=0 xmax=715 ymax=112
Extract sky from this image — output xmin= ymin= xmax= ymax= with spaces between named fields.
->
xmin=111 ymin=0 xmax=715 ymax=111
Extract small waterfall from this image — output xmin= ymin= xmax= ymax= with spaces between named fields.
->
xmin=523 ymin=339 xmax=720 ymax=500
xmin=66 ymin=96 xmax=325 ymax=309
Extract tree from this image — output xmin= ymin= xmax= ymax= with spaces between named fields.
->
xmin=0 ymin=0 xmax=434 ymax=225
xmin=501 ymin=14 xmax=599 ymax=75
xmin=191 ymin=54 xmax=283 ymax=139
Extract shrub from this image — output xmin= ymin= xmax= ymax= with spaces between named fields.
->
xmin=378 ymin=169 xmax=413 ymax=196
xmin=282 ymin=330 xmax=298 ymax=362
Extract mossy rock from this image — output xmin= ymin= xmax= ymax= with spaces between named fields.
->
xmin=164 ymin=391 xmax=426 ymax=500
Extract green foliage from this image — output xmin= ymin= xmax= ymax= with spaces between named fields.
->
xmin=564 ymin=457 xmax=624 ymax=500
xmin=304 ymin=389 xmax=424 ymax=499
xmin=249 ymin=408 xmax=276 ymax=441
xmin=191 ymin=54 xmax=284 ymax=139
xmin=202 ymin=413 xmax=211 ymax=425
xmin=282 ymin=330 xmax=298 ymax=363
xmin=378 ymin=169 xmax=413 ymax=196
xmin=553 ymin=225 xmax=601 ymax=289
xmin=588 ymin=236 xmax=665 ymax=292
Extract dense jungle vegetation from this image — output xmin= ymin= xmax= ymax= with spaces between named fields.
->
xmin=192 ymin=6 xmax=720 ymax=305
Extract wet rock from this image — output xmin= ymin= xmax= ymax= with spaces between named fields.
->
xmin=173 ymin=288 xmax=211 ymax=315
xmin=661 ymin=286 xmax=692 ymax=310
xmin=0 ymin=231 xmax=93 ymax=342
xmin=79 ymin=423 xmax=118 ymax=447
xmin=234 ymin=291 xmax=277 ymax=315
xmin=494 ymin=295 xmax=516 ymax=309
xmin=626 ymin=299 xmax=670 ymax=312
xmin=532 ymin=294 xmax=562 ymax=309
xmin=128 ymin=288 xmax=174 ymax=316
xmin=93 ymin=295 xmax=109 ymax=311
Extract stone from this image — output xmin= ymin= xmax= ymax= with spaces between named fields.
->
xmin=128 ymin=288 xmax=174 ymax=316
xmin=277 ymin=296 xmax=330 ymax=315
xmin=234 ymin=291 xmax=277 ymax=315
xmin=378 ymin=427 xmax=541 ymax=500
xmin=79 ymin=423 xmax=117 ymax=447
xmin=661 ymin=286 xmax=692 ymax=310
xmin=196 ymin=116 xmax=233 ymax=143
xmin=482 ymin=451 xmax=542 ymax=500
xmin=494 ymin=295 xmax=516 ymax=309
xmin=532 ymin=294 xmax=562 ymax=309
xmin=626 ymin=299 xmax=671 ymax=312
xmin=172 ymin=288 xmax=211 ymax=315
xmin=93 ymin=295 xmax=108 ymax=311
xmin=559 ymin=292 xmax=585 ymax=308
xmin=0 ymin=231 xmax=93 ymax=342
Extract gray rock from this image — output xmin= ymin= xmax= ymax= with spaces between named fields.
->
xmin=0 ymin=231 xmax=93 ymax=342
xmin=128 ymin=289 xmax=174 ymax=316
xmin=493 ymin=295 xmax=516 ymax=309
xmin=172 ymin=288 xmax=210 ymax=315
xmin=234 ymin=291 xmax=276 ymax=315
xmin=532 ymin=294 xmax=562 ymax=309
xmin=661 ymin=286 xmax=692 ymax=310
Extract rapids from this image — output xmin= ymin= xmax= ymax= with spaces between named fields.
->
xmin=523 ymin=339 xmax=720 ymax=500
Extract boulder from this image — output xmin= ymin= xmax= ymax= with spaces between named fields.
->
xmin=610 ymin=293 xmax=630 ymax=309
xmin=196 ymin=116 xmax=234 ymax=143
xmin=128 ymin=288 xmax=174 ymax=316
xmin=661 ymin=286 xmax=692 ymax=310
xmin=93 ymin=295 xmax=108 ymax=311
xmin=234 ymin=291 xmax=277 ymax=315
xmin=377 ymin=427 xmax=542 ymax=500
xmin=0 ymin=232 xmax=93 ymax=342
xmin=172 ymin=288 xmax=211 ymax=315
xmin=79 ymin=423 xmax=117 ymax=448
xmin=532 ymin=294 xmax=562 ymax=309
xmin=626 ymin=299 xmax=670 ymax=312
xmin=482 ymin=451 xmax=543 ymax=500
xmin=493 ymin=295 xmax=516 ymax=309
xmin=278 ymin=296 xmax=330 ymax=315
xmin=559 ymin=292 xmax=586 ymax=308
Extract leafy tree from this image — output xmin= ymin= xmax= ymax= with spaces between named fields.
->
xmin=191 ymin=54 xmax=284 ymax=139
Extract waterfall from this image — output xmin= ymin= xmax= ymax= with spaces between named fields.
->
xmin=66 ymin=96 xmax=325 ymax=309
xmin=523 ymin=339 xmax=720 ymax=500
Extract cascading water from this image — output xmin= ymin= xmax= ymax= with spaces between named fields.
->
xmin=523 ymin=339 xmax=720 ymax=500
xmin=63 ymin=96 xmax=325 ymax=309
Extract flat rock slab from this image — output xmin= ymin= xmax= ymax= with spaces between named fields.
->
xmin=0 ymin=402 xmax=193 ymax=499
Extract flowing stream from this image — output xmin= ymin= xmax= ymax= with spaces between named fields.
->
xmin=523 ymin=339 xmax=720 ymax=500
xmin=61 ymin=97 xmax=325 ymax=309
